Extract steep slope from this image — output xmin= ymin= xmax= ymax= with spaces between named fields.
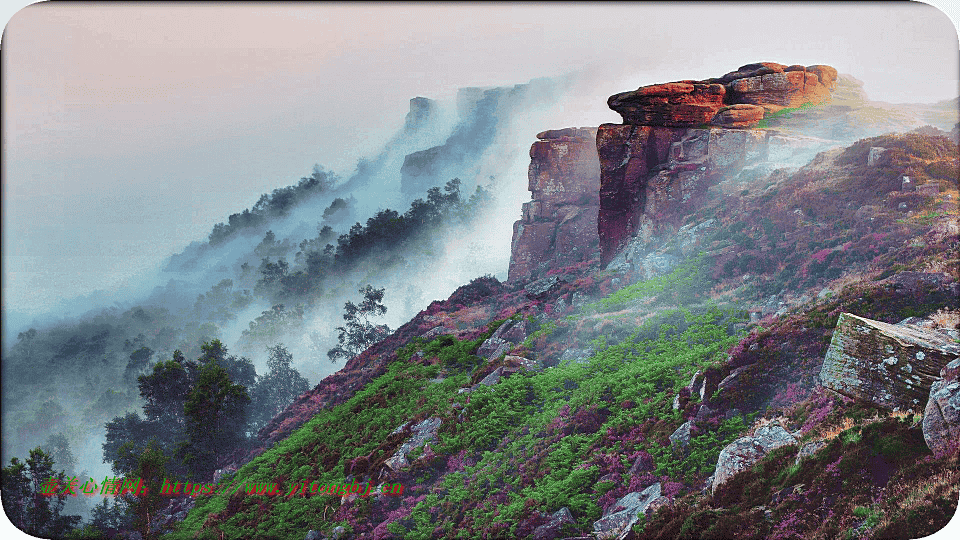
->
xmin=164 ymin=64 xmax=958 ymax=540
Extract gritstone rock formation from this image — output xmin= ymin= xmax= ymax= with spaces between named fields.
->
xmin=597 ymin=62 xmax=838 ymax=265
xmin=508 ymin=127 xmax=601 ymax=281
xmin=819 ymin=313 xmax=960 ymax=412
xmin=923 ymin=358 xmax=960 ymax=456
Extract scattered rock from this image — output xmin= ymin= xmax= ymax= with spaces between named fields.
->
xmin=867 ymin=146 xmax=887 ymax=166
xmin=559 ymin=348 xmax=594 ymax=366
xmin=304 ymin=531 xmax=322 ymax=540
xmin=794 ymin=440 xmax=828 ymax=466
xmin=593 ymin=483 xmax=664 ymax=540
xmin=421 ymin=325 xmax=450 ymax=340
xmin=923 ymin=359 xmax=960 ymax=456
xmin=533 ymin=507 xmax=578 ymax=540
xmin=503 ymin=355 xmax=544 ymax=374
xmin=385 ymin=417 xmax=442 ymax=471
xmin=670 ymin=421 xmax=692 ymax=453
xmin=712 ymin=422 xmax=797 ymax=494
xmin=525 ymin=276 xmax=568 ymax=298
xmin=628 ymin=453 xmax=655 ymax=475
xmin=212 ymin=465 xmax=237 ymax=485
xmin=819 ymin=313 xmax=960 ymax=412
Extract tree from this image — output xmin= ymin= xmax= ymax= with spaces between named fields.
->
xmin=42 ymin=433 xmax=76 ymax=475
xmin=128 ymin=442 xmax=168 ymax=539
xmin=1 ymin=448 xmax=81 ymax=537
xmin=180 ymin=360 xmax=250 ymax=480
xmin=327 ymin=285 xmax=390 ymax=363
xmin=248 ymin=344 xmax=310 ymax=433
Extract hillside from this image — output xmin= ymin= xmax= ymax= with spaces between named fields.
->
xmin=153 ymin=63 xmax=959 ymax=540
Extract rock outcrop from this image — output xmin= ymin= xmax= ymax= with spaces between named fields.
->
xmin=923 ymin=358 xmax=960 ymax=456
xmin=384 ymin=417 xmax=442 ymax=471
xmin=597 ymin=62 xmax=838 ymax=265
xmin=593 ymin=483 xmax=667 ymax=539
xmin=819 ymin=313 xmax=960 ymax=412
xmin=508 ymin=127 xmax=601 ymax=282
xmin=607 ymin=63 xmax=837 ymax=127
xmin=711 ymin=422 xmax=798 ymax=494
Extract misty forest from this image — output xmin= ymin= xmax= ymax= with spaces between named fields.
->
xmin=3 ymin=16 xmax=960 ymax=540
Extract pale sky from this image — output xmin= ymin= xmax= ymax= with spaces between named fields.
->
xmin=2 ymin=2 xmax=959 ymax=321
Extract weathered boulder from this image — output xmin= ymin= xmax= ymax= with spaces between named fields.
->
xmin=384 ymin=417 xmax=442 ymax=471
xmin=509 ymin=128 xmax=601 ymax=282
xmin=728 ymin=69 xmax=832 ymax=112
xmin=593 ymin=483 xmax=665 ymax=540
xmin=670 ymin=421 xmax=692 ymax=454
xmin=923 ymin=359 xmax=960 ymax=456
xmin=532 ymin=507 xmax=578 ymax=540
xmin=476 ymin=337 xmax=510 ymax=360
xmin=819 ymin=313 xmax=960 ymax=412
xmin=559 ymin=347 xmax=594 ymax=366
xmin=608 ymin=82 xmax=726 ymax=127
xmin=711 ymin=104 xmax=766 ymax=128
xmin=524 ymin=275 xmax=567 ymax=298
xmin=712 ymin=422 xmax=797 ymax=494
xmin=476 ymin=319 xmax=530 ymax=360
xmin=794 ymin=440 xmax=829 ymax=466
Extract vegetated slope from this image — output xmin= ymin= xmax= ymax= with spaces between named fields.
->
xmin=167 ymin=129 xmax=958 ymax=540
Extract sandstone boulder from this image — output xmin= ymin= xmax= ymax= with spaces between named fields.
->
xmin=608 ymin=83 xmax=726 ymax=127
xmin=819 ymin=313 xmax=960 ymax=412
xmin=712 ymin=422 xmax=797 ymax=494
xmin=923 ymin=359 xmax=960 ymax=456
xmin=711 ymin=104 xmax=766 ymax=128
xmin=716 ymin=62 xmax=789 ymax=84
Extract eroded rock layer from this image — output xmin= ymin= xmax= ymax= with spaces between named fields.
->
xmin=597 ymin=62 xmax=838 ymax=264
xmin=508 ymin=127 xmax=601 ymax=281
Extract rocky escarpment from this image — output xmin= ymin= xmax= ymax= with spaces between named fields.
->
xmin=597 ymin=62 xmax=838 ymax=265
xmin=508 ymin=127 xmax=601 ymax=282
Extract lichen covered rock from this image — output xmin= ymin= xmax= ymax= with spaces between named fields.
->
xmin=712 ymin=422 xmax=797 ymax=494
xmin=819 ymin=313 xmax=959 ymax=412
xmin=923 ymin=359 xmax=960 ymax=456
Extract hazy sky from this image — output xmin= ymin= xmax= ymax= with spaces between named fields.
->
xmin=2 ymin=2 xmax=959 ymax=321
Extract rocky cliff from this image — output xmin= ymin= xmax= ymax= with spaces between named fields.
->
xmin=508 ymin=127 xmax=601 ymax=282
xmin=597 ymin=62 xmax=838 ymax=265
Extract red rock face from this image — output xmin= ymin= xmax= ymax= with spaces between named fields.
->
xmin=608 ymin=63 xmax=838 ymax=127
xmin=597 ymin=62 xmax=837 ymax=264
xmin=508 ymin=128 xmax=601 ymax=282
xmin=608 ymin=83 xmax=726 ymax=127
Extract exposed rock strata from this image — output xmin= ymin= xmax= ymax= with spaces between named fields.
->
xmin=819 ymin=313 xmax=960 ymax=412
xmin=509 ymin=128 xmax=601 ymax=281
xmin=596 ymin=62 xmax=838 ymax=265
xmin=607 ymin=63 xmax=837 ymax=127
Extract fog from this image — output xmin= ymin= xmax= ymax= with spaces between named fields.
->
xmin=1 ymin=2 xmax=958 ymax=533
